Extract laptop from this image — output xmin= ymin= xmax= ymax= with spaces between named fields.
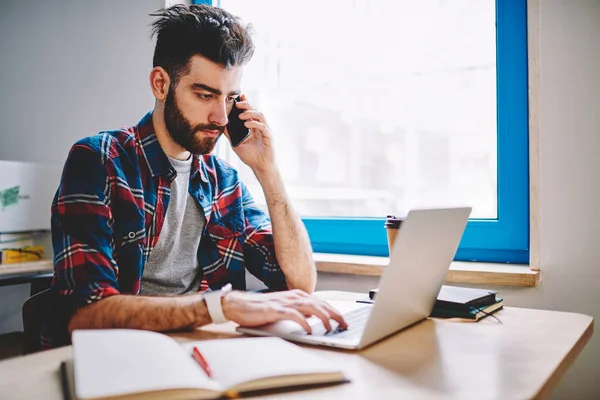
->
xmin=237 ymin=207 xmax=472 ymax=350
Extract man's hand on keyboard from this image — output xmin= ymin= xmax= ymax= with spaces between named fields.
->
xmin=222 ymin=289 xmax=348 ymax=334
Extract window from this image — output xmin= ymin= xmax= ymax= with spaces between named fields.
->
xmin=195 ymin=0 xmax=529 ymax=263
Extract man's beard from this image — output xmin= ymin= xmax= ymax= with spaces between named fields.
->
xmin=163 ymin=87 xmax=224 ymax=155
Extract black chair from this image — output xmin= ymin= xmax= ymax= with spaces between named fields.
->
xmin=22 ymin=288 xmax=51 ymax=354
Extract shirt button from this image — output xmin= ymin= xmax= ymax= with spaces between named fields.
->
xmin=128 ymin=232 xmax=136 ymax=239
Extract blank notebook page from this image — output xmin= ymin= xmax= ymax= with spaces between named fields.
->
xmin=73 ymin=330 xmax=222 ymax=400
xmin=183 ymin=337 xmax=341 ymax=389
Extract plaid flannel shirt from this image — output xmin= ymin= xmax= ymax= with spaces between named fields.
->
xmin=41 ymin=111 xmax=287 ymax=349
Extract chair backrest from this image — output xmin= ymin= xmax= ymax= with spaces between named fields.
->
xmin=22 ymin=289 xmax=51 ymax=354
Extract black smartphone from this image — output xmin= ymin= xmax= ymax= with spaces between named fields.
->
xmin=226 ymin=98 xmax=251 ymax=147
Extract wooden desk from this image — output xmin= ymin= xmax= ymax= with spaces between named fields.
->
xmin=0 ymin=291 xmax=593 ymax=400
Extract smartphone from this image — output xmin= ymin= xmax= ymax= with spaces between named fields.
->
xmin=226 ymin=98 xmax=251 ymax=147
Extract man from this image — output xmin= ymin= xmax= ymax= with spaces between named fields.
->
xmin=41 ymin=4 xmax=346 ymax=349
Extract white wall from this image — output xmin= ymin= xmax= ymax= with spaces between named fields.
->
xmin=0 ymin=0 xmax=162 ymax=333
xmin=320 ymin=1 xmax=600 ymax=398
xmin=532 ymin=1 xmax=600 ymax=397
xmin=1 ymin=0 xmax=599 ymax=398
xmin=0 ymin=0 xmax=160 ymax=164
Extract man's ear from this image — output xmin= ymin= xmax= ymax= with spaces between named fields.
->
xmin=149 ymin=67 xmax=171 ymax=101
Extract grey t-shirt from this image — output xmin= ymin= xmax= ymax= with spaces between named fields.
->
xmin=140 ymin=155 xmax=206 ymax=295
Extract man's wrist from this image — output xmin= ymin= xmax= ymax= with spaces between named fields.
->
xmin=253 ymin=166 xmax=281 ymax=185
xmin=221 ymin=292 xmax=233 ymax=321
xmin=254 ymin=168 xmax=287 ymax=199
xmin=203 ymin=284 xmax=232 ymax=324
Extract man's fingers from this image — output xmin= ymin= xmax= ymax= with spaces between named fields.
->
xmin=310 ymin=297 xmax=348 ymax=329
xmin=308 ymin=295 xmax=348 ymax=329
xmin=244 ymin=120 xmax=268 ymax=132
xmin=274 ymin=307 xmax=312 ymax=334
xmin=239 ymin=110 xmax=266 ymax=124
xmin=235 ymin=291 xmax=347 ymax=335
xmin=321 ymin=302 xmax=348 ymax=329
xmin=234 ymin=100 xmax=251 ymax=110
xmin=292 ymin=300 xmax=332 ymax=331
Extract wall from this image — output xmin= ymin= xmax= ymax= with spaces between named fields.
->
xmin=0 ymin=0 xmax=162 ymax=333
xmin=0 ymin=0 xmax=160 ymax=164
xmin=529 ymin=1 xmax=600 ymax=397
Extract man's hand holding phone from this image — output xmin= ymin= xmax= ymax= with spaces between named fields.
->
xmin=226 ymin=96 xmax=316 ymax=293
xmin=225 ymin=94 xmax=276 ymax=174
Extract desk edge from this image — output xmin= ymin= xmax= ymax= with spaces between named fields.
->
xmin=533 ymin=318 xmax=594 ymax=399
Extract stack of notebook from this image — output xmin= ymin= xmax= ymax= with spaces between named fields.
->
xmin=429 ymin=286 xmax=503 ymax=321
xmin=369 ymin=285 xmax=503 ymax=321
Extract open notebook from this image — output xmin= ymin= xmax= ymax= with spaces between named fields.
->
xmin=62 ymin=329 xmax=348 ymax=400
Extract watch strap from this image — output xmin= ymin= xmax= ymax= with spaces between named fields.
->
xmin=204 ymin=283 xmax=232 ymax=324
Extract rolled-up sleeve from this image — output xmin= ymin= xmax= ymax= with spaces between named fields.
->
xmin=51 ymin=139 xmax=121 ymax=310
xmin=239 ymin=181 xmax=288 ymax=291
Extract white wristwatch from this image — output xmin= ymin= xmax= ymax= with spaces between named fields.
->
xmin=203 ymin=283 xmax=232 ymax=324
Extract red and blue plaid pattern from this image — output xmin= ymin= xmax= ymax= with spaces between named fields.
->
xmin=41 ymin=112 xmax=286 ymax=349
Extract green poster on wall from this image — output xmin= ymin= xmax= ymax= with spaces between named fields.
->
xmin=0 ymin=186 xmax=20 ymax=210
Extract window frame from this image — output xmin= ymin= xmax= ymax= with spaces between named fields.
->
xmin=196 ymin=0 xmax=530 ymax=264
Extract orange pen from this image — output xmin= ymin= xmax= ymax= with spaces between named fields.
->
xmin=191 ymin=346 xmax=213 ymax=378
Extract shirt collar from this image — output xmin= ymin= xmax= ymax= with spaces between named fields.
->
xmin=191 ymin=154 xmax=210 ymax=183
xmin=136 ymin=111 xmax=209 ymax=183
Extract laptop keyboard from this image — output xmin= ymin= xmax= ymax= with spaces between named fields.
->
xmin=291 ymin=306 xmax=372 ymax=340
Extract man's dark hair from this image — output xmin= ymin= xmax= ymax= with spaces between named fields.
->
xmin=150 ymin=4 xmax=254 ymax=85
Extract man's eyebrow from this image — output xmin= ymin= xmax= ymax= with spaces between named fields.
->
xmin=190 ymin=83 xmax=241 ymax=97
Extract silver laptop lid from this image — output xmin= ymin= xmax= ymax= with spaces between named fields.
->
xmin=358 ymin=207 xmax=471 ymax=348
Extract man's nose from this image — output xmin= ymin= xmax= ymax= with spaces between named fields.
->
xmin=209 ymin=101 xmax=229 ymax=127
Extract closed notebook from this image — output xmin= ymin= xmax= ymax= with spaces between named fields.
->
xmin=434 ymin=285 xmax=498 ymax=311
xmin=64 ymin=329 xmax=348 ymax=400
xmin=369 ymin=285 xmax=498 ymax=310
xmin=430 ymin=298 xmax=504 ymax=321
